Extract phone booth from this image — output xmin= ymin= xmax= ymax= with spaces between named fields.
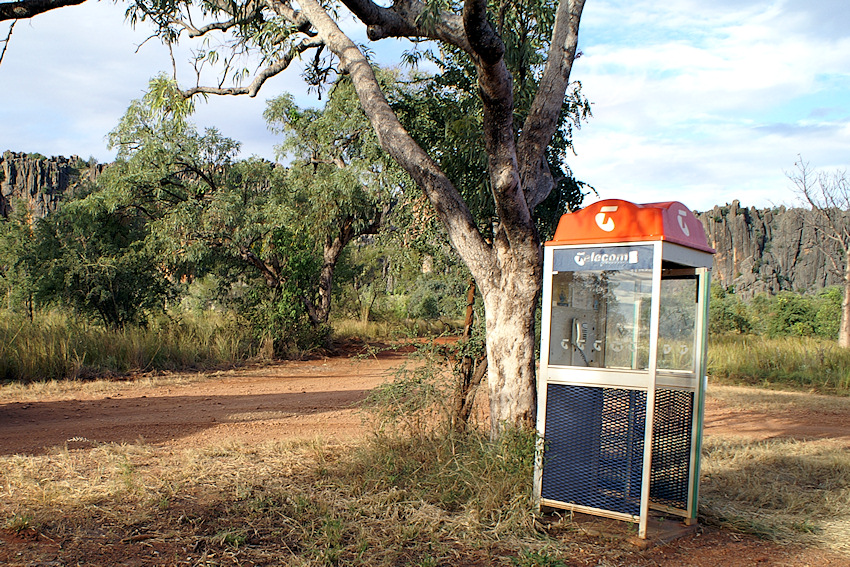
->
xmin=534 ymin=199 xmax=715 ymax=539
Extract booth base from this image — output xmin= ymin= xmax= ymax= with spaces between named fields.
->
xmin=540 ymin=510 xmax=699 ymax=550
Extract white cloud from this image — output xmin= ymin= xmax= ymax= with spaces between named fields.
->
xmin=569 ymin=0 xmax=850 ymax=211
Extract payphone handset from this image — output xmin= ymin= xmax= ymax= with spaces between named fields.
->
xmin=570 ymin=318 xmax=591 ymax=366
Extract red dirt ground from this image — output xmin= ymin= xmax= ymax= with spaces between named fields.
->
xmin=1 ymin=346 xmax=848 ymax=566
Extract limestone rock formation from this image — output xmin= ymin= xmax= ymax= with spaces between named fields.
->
xmin=696 ymin=200 xmax=844 ymax=299
xmin=0 ymin=151 xmax=104 ymax=218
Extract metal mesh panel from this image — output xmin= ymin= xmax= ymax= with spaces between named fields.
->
xmin=649 ymin=389 xmax=694 ymax=510
xmin=540 ymin=384 xmax=646 ymax=516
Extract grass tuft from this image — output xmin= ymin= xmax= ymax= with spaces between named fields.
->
xmin=0 ymin=309 xmax=259 ymax=383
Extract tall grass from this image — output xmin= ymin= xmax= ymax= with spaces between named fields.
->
xmin=330 ymin=317 xmax=463 ymax=342
xmin=0 ymin=309 xmax=259 ymax=383
xmin=708 ymin=334 xmax=850 ymax=395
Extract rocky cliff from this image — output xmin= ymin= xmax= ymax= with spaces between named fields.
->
xmin=0 ymin=151 xmax=103 ymax=219
xmin=696 ymin=201 xmax=844 ymax=299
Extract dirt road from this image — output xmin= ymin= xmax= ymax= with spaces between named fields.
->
xmin=2 ymin=347 xmax=848 ymax=456
xmin=1 ymin=349 xmax=409 ymax=456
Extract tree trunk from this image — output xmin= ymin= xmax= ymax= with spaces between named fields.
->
xmin=310 ymin=219 xmax=354 ymax=325
xmin=452 ymin=278 xmax=486 ymax=432
xmin=479 ymin=261 xmax=541 ymax=435
xmin=840 ymin=249 xmax=850 ymax=348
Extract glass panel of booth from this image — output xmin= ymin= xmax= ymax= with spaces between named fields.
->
xmin=657 ymin=269 xmax=699 ymax=373
xmin=548 ymin=268 xmax=652 ymax=369
xmin=547 ymin=247 xmax=699 ymax=376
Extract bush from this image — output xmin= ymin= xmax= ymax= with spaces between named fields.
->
xmin=709 ymin=286 xmax=752 ymax=334
xmin=709 ymin=285 xmax=843 ymax=340
xmin=747 ymin=288 xmax=842 ymax=339
xmin=406 ymin=275 xmax=468 ymax=320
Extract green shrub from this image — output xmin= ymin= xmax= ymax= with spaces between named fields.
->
xmin=406 ymin=276 xmax=468 ymax=320
xmin=709 ymin=286 xmax=752 ymax=334
xmin=709 ymin=285 xmax=843 ymax=341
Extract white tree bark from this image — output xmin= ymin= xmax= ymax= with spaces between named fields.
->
xmin=841 ymin=251 xmax=850 ymax=348
xmin=480 ymin=264 xmax=540 ymax=429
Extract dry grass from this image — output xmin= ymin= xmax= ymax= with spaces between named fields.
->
xmin=706 ymin=383 xmax=850 ymax=415
xmin=331 ymin=317 xmax=463 ymax=342
xmin=708 ymin=334 xmax=850 ymax=395
xmin=0 ymin=438 xmax=604 ymax=566
xmin=4 ymin=430 xmax=849 ymax=565
xmin=0 ymin=369 xmax=211 ymax=404
xmin=700 ymin=436 xmax=850 ymax=553
xmin=0 ymin=309 xmax=260 ymax=384
xmin=701 ymin=385 xmax=850 ymax=552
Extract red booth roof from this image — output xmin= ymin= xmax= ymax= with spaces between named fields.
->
xmin=547 ymin=199 xmax=715 ymax=254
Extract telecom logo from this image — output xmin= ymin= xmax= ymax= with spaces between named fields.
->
xmin=573 ymin=250 xmax=640 ymax=267
xmin=677 ymin=209 xmax=690 ymax=236
xmin=595 ymin=205 xmax=618 ymax=232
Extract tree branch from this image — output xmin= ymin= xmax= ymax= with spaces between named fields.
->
xmin=239 ymin=247 xmax=282 ymax=288
xmin=341 ymin=0 xmax=471 ymax=53
xmin=0 ymin=19 xmax=14 ymax=66
xmin=169 ymin=0 xmax=263 ymax=37
xmin=180 ymin=36 xmax=324 ymax=98
xmin=171 ymin=16 xmax=244 ymax=38
xmin=462 ymin=0 xmax=536 ymax=259
xmin=517 ymin=0 xmax=586 ymax=211
xmin=462 ymin=0 xmax=504 ymax=64
xmin=0 ymin=0 xmax=86 ymax=21
xmin=297 ymin=0 xmax=492 ymax=281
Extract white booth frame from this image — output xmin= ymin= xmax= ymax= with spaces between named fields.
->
xmin=534 ymin=240 xmax=713 ymax=539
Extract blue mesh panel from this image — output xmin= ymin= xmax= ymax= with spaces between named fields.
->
xmin=649 ymin=389 xmax=694 ymax=510
xmin=540 ymin=384 xmax=646 ymax=516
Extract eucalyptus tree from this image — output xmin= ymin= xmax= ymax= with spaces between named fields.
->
xmin=129 ymin=0 xmax=588 ymax=433
xmin=0 ymin=203 xmax=37 ymax=315
xmin=264 ymin=76 xmax=393 ymax=327
xmin=103 ymin=78 xmax=389 ymax=347
xmin=23 ymin=191 xmax=172 ymax=328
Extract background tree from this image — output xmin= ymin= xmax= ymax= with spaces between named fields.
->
xmin=264 ymin=75 xmax=396 ymax=327
xmin=128 ymin=0 xmax=588 ymax=433
xmin=0 ymin=201 xmax=37 ymax=316
xmin=24 ymin=192 xmax=172 ymax=327
xmin=103 ymin=77 xmax=391 ymax=349
xmin=789 ymin=160 xmax=850 ymax=347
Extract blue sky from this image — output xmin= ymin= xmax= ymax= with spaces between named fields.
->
xmin=1 ymin=0 xmax=848 ymax=211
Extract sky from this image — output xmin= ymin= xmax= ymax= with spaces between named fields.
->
xmin=0 ymin=0 xmax=848 ymax=212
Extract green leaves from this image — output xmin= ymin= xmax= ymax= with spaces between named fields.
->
xmin=22 ymin=196 xmax=172 ymax=328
